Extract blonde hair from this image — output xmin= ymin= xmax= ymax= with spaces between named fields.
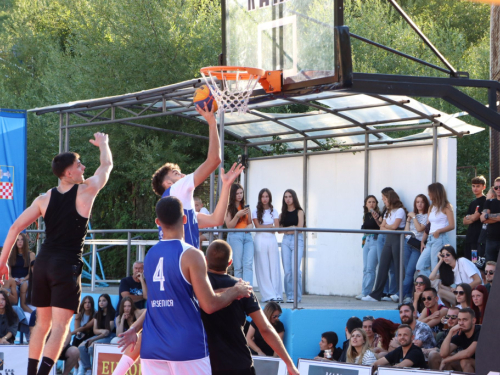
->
xmin=346 ymin=328 xmax=372 ymax=364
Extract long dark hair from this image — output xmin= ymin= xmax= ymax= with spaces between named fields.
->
xmin=415 ymin=274 xmax=432 ymax=312
xmin=372 ymin=318 xmax=399 ymax=350
xmin=227 ymin=183 xmax=246 ymax=222
xmin=256 ymin=188 xmax=274 ymax=224
xmin=384 ymin=191 xmax=408 ymax=219
xmin=472 ymin=285 xmax=488 ymax=324
xmin=9 ymin=232 xmax=31 ymax=267
xmin=438 ymin=245 xmax=456 ymax=287
xmin=363 ymin=195 xmax=380 ymax=220
xmin=413 ymin=194 xmax=430 ymax=214
xmin=0 ymin=290 xmax=17 ymax=326
xmin=457 ymin=283 xmax=472 ymax=308
xmin=119 ymin=296 xmax=137 ymax=318
xmin=280 ymin=189 xmax=305 ymax=227
xmin=78 ymin=295 xmax=96 ymax=321
xmin=96 ymin=294 xmax=115 ymax=331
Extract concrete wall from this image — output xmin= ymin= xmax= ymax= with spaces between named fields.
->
xmin=246 ymin=138 xmax=457 ymax=296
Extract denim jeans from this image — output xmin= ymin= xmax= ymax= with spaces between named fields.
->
xmin=377 ymin=234 xmax=397 ymax=295
xmin=79 ymin=334 xmax=116 ymax=370
xmin=227 ymin=231 xmax=255 ymax=285
xmin=281 ymin=233 xmax=304 ymax=301
xmin=371 ymin=234 xmax=401 ymax=300
xmin=416 ymin=232 xmax=449 ymax=276
xmin=362 ymin=235 xmax=378 ymax=296
xmin=403 ymin=240 xmax=420 ymax=298
xmin=485 ymin=239 xmax=500 ymax=262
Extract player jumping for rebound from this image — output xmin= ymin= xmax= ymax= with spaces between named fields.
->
xmin=0 ymin=133 xmax=113 ymax=375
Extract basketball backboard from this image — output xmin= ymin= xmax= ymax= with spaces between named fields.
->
xmin=223 ymin=0 xmax=350 ymax=91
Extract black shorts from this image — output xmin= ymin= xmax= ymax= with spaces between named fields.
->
xmin=31 ymin=257 xmax=83 ymax=313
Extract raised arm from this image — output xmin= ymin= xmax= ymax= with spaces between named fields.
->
xmin=192 ymin=105 xmax=221 ymax=187
xmin=182 ymin=247 xmax=251 ymax=314
xmin=83 ymin=132 xmax=113 ymax=194
xmin=197 ymin=163 xmax=244 ymax=228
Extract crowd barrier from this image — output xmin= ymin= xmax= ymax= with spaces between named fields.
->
xmin=297 ymin=359 xmax=372 ymax=375
xmin=0 ymin=345 xmax=55 ymax=375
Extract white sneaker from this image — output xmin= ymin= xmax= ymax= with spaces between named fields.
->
xmin=403 ymin=296 xmax=412 ymax=304
xmin=355 ymin=294 xmax=366 ymax=300
xmin=381 ymin=296 xmax=392 ymax=301
xmin=361 ymin=295 xmax=379 ymax=302
xmin=390 ymin=294 xmax=399 ymax=302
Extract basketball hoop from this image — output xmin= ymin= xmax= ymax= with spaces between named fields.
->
xmin=200 ymin=66 xmax=265 ymax=114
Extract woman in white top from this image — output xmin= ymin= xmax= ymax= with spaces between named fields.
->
xmin=252 ymin=188 xmax=283 ymax=303
xmin=416 ymin=183 xmax=455 ymax=277
xmin=363 ymin=191 xmax=407 ymax=302
xmin=346 ymin=328 xmax=377 ymax=366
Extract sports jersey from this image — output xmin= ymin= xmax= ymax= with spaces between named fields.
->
xmin=141 ymin=239 xmax=209 ymax=361
xmin=159 ymin=173 xmax=200 ymax=248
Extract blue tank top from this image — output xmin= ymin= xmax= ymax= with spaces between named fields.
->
xmin=158 ymin=174 xmax=200 ymax=248
xmin=141 ymin=239 xmax=209 ymax=361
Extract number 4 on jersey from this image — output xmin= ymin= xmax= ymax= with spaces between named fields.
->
xmin=153 ymin=257 xmax=165 ymax=291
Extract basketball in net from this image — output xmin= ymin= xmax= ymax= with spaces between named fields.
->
xmin=193 ymin=85 xmax=218 ymax=112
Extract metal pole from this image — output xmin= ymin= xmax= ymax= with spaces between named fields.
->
xmin=399 ymin=234 xmax=404 ymax=304
xmin=302 ymin=139 xmax=308 ymax=294
xmin=65 ymin=113 xmax=69 ymax=152
xmin=217 ymin=110 xmax=225 ymax=201
xmin=138 ymin=245 xmax=145 ymax=262
xmin=364 ymin=132 xmax=369 ymax=198
xmin=126 ymin=232 xmax=131 ymax=277
xmin=59 ymin=112 xmax=63 ymax=153
xmin=432 ymin=125 xmax=438 ymax=183
xmin=293 ymin=228 xmax=299 ymax=310
xmin=91 ymin=243 xmax=97 ymax=291
xmin=209 ymin=171 xmax=215 ymax=243
xmin=243 ymin=145 xmax=248 ymax=201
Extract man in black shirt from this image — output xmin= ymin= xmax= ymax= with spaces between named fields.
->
xmin=463 ymin=176 xmax=487 ymax=261
xmin=438 ymin=308 xmax=480 ymax=372
xmin=117 ymin=261 xmax=147 ymax=312
xmin=200 ymin=240 xmax=298 ymax=375
xmin=481 ymin=177 xmax=500 ymax=263
xmin=373 ymin=324 xmax=426 ymax=370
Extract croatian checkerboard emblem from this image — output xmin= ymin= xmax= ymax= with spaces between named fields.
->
xmin=0 ymin=165 xmax=14 ymax=200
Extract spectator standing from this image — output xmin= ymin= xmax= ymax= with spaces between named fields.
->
xmin=402 ymin=194 xmax=429 ymax=303
xmin=481 ymin=177 xmax=500 ymax=262
xmin=194 ymin=196 xmax=211 ymax=244
xmin=246 ymin=302 xmax=285 ymax=356
xmin=79 ymin=294 xmax=116 ymax=375
xmin=357 ymin=195 xmax=380 ymax=300
xmin=373 ymin=324 xmax=426 ymax=369
xmin=200 ymin=240 xmax=298 ymax=375
xmin=484 ymin=260 xmax=495 ymax=293
xmin=372 ymin=318 xmax=399 ymax=355
xmin=339 ymin=316 xmax=363 ymax=362
xmin=346 ymin=328 xmax=377 ymax=365
xmin=362 ymin=316 xmax=383 ymax=356
xmin=315 ymin=331 xmax=341 ymax=361
xmin=471 ymin=285 xmax=488 ymax=324
xmin=0 ymin=290 xmax=18 ymax=344
xmin=436 ymin=308 xmax=480 ymax=372
xmin=225 ymin=183 xmax=255 ymax=284
xmin=418 ymin=288 xmax=448 ymax=333
xmin=362 ymin=191 xmax=407 ymax=302
xmin=118 ymin=261 xmax=147 ymax=312
xmin=454 ymin=283 xmax=473 ymax=309
xmin=71 ymin=295 xmax=95 ymax=348
xmin=463 ymin=176 xmax=487 ymax=261
xmin=252 ymin=188 xmax=282 ymax=303
xmin=8 ymin=233 xmax=36 ymax=295
xmin=417 ymin=182 xmax=455 ymax=276
xmin=279 ymin=189 xmax=305 ymax=303
xmin=396 ymin=303 xmax=436 ymax=349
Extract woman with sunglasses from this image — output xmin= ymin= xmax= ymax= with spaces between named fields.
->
xmin=412 ymin=275 xmax=431 ymax=315
xmin=471 ymin=285 xmax=489 ymax=324
xmin=416 ymin=183 xmax=455 ymax=277
xmin=246 ymin=302 xmax=284 ymax=356
xmin=345 ymin=328 xmax=377 ymax=365
xmin=454 ymin=283 xmax=473 ymax=309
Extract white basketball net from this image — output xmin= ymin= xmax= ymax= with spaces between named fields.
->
xmin=200 ymin=69 xmax=262 ymax=115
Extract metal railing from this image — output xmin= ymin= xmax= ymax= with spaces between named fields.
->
xmin=28 ymin=227 xmax=413 ymax=310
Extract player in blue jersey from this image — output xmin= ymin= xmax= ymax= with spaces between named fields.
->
xmin=151 ymin=104 xmax=225 ymax=247
xmin=126 ymin=195 xmax=252 ymax=374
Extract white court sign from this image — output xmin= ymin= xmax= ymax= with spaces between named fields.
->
xmin=298 ymin=359 xmax=372 ymax=375
xmin=379 ymin=367 xmax=449 ymax=375
xmin=253 ymin=355 xmax=287 ymax=375
xmin=0 ymin=345 xmax=55 ymax=375
xmin=93 ymin=344 xmax=142 ymax=375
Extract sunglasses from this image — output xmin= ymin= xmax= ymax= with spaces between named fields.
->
xmin=453 ymin=290 xmax=465 ymax=296
xmin=494 ymin=186 xmax=500 ymax=190
xmin=485 ymin=270 xmax=495 ymax=275
xmin=441 ymin=253 xmax=452 ymax=258
xmin=363 ymin=316 xmax=374 ymax=321
xmin=445 ymin=315 xmax=458 ymax=319
xmin=272 ymin=314 xmax=281 ymax=319
xmin=421 ymin=296 xmax=434 ymax=302
xmin=414 ymin=281 xmax=426 ymax=286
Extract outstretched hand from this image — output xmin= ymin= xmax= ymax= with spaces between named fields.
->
xmin=196 ymin=103 xmax=217 ymax=125
xmin=221 ymin=163 xmax=244 ymax=186
xmin=89 ymin=132 xmax=109 ymax=147
xmin=117 ymin=327 xmax=138 ymax=353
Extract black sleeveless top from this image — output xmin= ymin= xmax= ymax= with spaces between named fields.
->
xmin=282 ymin=209 xmax=299 ymax=227
xmin=11 ymin=253 xmax=29 ymax=278
xmin=39 ymin=184 xmax=89 ymax=262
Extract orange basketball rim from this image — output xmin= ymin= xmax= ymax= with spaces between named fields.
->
xmin=200 ymin=66 xmax=282 ymax=94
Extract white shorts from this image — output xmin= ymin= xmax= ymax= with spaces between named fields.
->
xmin=141 ymin=356 xmax=211 ymax=375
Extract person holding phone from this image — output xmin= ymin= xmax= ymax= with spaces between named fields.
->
xmin=225 ymin=183 xmax=255 ymax=284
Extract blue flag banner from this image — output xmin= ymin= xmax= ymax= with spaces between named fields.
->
xmin=0 ymin=110 xmax=27 ymax=247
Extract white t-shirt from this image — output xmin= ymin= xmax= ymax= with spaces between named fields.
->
xmin=200 ymin=207 xmax=210 ymax=215
xmin=453 ymin=258 xmax=483 ymax=285
xmin=169 ymin=173 xmax=196 ymax=211
xmin=252 ymin=208 xmax=279 ymax=225
xmin=385 ymin=208 xmax=406 ymax=228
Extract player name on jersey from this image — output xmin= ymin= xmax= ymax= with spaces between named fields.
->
xmin=151 ymin=299 xmax=174 ymax=307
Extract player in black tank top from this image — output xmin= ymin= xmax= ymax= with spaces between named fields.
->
xmin=0 ymin=132 xmax=113 ymax=375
